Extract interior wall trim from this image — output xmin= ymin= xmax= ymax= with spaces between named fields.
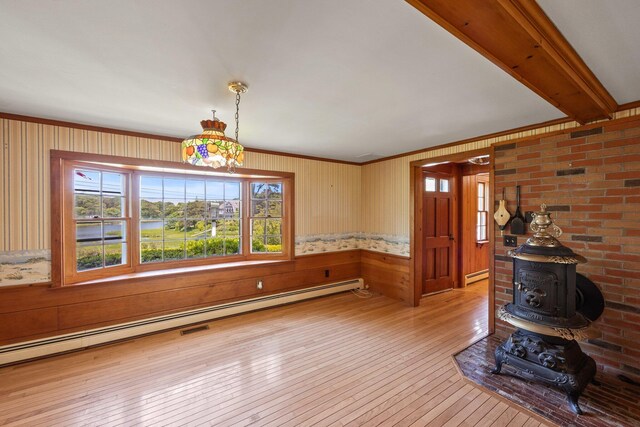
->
xmin=0 ymin=112 xmax=184 ymax=143
xmin=360 ymin=249 xmax=410 ymax=260
xmin=491 ymin=112 xmax=640 ymax=150
xmin=618 ymin=99 xmax=640 ymax=111
xmin=4 ymin=102 xmax=639 ymax=168
xmin=361 ymin=117 xmax=573 ymax=165
xmin=0 ymin=112 xmax=359 ymax=166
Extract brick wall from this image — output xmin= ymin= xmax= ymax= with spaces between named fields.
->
xmin=492 ymin=116 xmax=640 ymax=381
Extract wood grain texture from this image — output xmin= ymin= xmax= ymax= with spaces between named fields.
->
xmin=361 ymin=250 xmax=411 ymax=304
xmin=410 ymin=149 xmax=491 ymax=308
xmin=461 ymin=173 xmax=489 ymax=279
xmin=0 ymin=281 xmax=550 ymax=426
xmin=0 ymin=251 xmax=361 ymax=344
xmin=406 ymin=0 xmax=616 ymax=123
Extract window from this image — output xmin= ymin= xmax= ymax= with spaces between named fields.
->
xmin=73 ymin=168 xmax=130 ymax=275
xmin=439 ymin=178 xmax=449 ymax=193
xmin=425 ymin=177 xmax=436 ymax=192
xmin=250 ymin=182 xmax=283 ymax=253
xmin=425 ymin=176 xmax=450 ymax=193
xmin=477 ymin=180 xmax=489 ymax=242
xmin=52 ymin=151 xmax=293 ymax=286
xmin=139 ymin=176 xmax=242 ymax=263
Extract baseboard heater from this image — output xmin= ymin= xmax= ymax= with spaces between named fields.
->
xmin=0 ymin=279 xmax=363 ymax=366
xmin=464 ymin=269 xmax=488 ymax=286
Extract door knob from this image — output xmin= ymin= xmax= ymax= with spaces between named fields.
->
xmin=449 ymin=234 xmax=454 ymax=241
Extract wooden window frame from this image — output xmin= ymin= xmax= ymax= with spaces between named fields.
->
xmin=63 ymin=162 xmax=135 ymax=284
xmin=476 ymin=177 xmax=490 ymax=243
xmin=51 ymin=150 xmax=294 ymax=287
xmin=247 ymin=180 xmax=286 ymax=255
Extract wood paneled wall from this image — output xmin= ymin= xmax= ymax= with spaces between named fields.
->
xmin=244 ymin=153 xmax=361 ymax=236
xmin=460 ymin=173 xmax=489 ymax=279
xmin=0 ymin=119 xmax=178 ymax=251
xmin=361 ymin=250 xmax=411 ymax=303
xmin=0 ymin=251 xmax=361 ymax=344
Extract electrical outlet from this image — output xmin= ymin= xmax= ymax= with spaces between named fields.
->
xmin=504 ymin=235 xmax=518 ymax=247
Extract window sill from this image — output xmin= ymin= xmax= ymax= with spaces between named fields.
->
xmin=55 ymin=259 xmax=294 ymax=289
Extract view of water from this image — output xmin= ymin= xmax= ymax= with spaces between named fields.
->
xmin=76 ymin=220 xmax=163 ymax=241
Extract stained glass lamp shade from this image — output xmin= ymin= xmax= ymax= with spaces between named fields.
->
xmin=181 ymin=113 xmax=244 ymax=171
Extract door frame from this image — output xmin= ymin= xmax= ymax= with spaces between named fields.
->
xmin=421 ymin=164 xmax=459 ymax=295
xmin=409 ymin=147 xmax=495 ymax=333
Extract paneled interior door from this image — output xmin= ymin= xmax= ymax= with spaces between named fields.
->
xmin=422 ymin=170 xmax=455 ymax=294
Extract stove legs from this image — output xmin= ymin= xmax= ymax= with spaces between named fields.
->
xmin=492 ymin=330 xmax=596 ymax=415
xmin=492 ymin=344 xmax=505 ymax=374
xmin=567 ymin=392 xmax=583 ymax=415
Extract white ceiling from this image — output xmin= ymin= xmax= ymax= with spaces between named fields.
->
xmin=0 ymin=1 xmax=635 ymax=163
xmin=538 ymin=0 xmax=640 ymax=105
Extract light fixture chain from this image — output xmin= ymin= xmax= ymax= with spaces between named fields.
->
xmin=234 ymin=90 xmax=241 ymax=143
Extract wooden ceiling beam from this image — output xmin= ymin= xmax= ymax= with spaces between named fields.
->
xmin=406 ymin=0 xmax=618 ymax=124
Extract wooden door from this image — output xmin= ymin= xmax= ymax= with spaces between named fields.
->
xmin=422 ymin=170 xmax=455 ymax=294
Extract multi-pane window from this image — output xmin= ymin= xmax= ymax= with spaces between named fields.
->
xmin=439 ymin=178 xmax=449 ymax=192
xmin=139 ymin=176 xmax=242 ymax=263
xmin=425 ymin=176 xmax=450 ymax=193
xmin=425 ymin=177 xmax=436 ymax=192
xmin=73 ymin=168 xmax=129 ymax=272
xmin=250 ymin=182 xmax=283 ymax=253
xmin=477 ymin=181 xmax=489 ymax=241
xmin=55 ymin=152 xmax=292 ymax=286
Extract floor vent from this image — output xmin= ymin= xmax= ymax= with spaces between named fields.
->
xmin=180 ymin=325 xmax=210 ymax=336
xmin=0 ymin=278 xmax=363 ymax=366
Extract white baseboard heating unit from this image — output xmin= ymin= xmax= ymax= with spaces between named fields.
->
xmin=0 ymin=279 xmax=363 ymax=366
xmin=464 ymin=269 xmax=488 ymax=286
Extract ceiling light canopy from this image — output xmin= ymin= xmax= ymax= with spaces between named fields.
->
xmin=182 ymin=82 xmax=248 ymax=173
xmin=468 ymin=155 xmax=490 ymax=165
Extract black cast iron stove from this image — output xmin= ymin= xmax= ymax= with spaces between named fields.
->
xmin=493 ymin=204 xmax=604 ymax=414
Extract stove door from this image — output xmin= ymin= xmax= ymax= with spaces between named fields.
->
xmin=515 ymin=263 xmax=563 ymax=318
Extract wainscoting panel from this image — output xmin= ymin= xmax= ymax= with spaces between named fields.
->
xmin=0 ymin=251 xmax=361 ymax=345
xmin=361 ymin=250 xmax=411 ymax=304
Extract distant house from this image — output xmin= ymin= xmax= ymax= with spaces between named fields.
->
xmin=209 ymin=200 xmax=240 ymax=219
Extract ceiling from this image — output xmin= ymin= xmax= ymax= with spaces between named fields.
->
xmin=0 ymin=1 xmax=637 ymax=163
xmin=537 ymin=0 xmax=640 ymax=106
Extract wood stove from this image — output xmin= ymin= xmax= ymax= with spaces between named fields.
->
xmin=493 ymin=204 xmax=604 ymax=414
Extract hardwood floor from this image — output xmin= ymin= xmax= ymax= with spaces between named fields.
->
xmin=0 ymin=281 xmax=550 ymax=426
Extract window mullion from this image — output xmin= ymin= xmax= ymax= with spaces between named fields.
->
xmin=131 ymin=171 xmax=140 ymax=269
xmin=243 ymin=180 xmax=250 ymax=258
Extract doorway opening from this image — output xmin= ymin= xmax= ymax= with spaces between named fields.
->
xmin=410 ymin=148 xmax=494 ymax=330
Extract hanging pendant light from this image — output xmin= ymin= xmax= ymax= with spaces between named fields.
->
xmin=182 ymin=82 xmax=247 ymax=173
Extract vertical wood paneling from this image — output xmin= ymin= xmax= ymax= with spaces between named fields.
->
xmin=42 ymin=124 xmax=56 ymax=249
xmin=358 ymin=112 xmax=638 ymax=238
xmin=112 ymin=134 xmax=125 ymax=157
xmin=3 ymin=107 xmax=637 ymax=252
xmin=0 ymin=119 xmax=7 ymax=249
xmin=24 ymin=123 xmax=39 ymax=249
xmin=244 ymin=153 xmax=361 ymax=237
xmin=0 ymin=118 xmax=362 ymax=252
xmin=8 ymin=120 xmax=22 ymax=250
xmin=57 ymin=126 xmax=71 ymax=151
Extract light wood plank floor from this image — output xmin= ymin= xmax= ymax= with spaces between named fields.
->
xmin=0 ymin=282 xmax=551 ymax=426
